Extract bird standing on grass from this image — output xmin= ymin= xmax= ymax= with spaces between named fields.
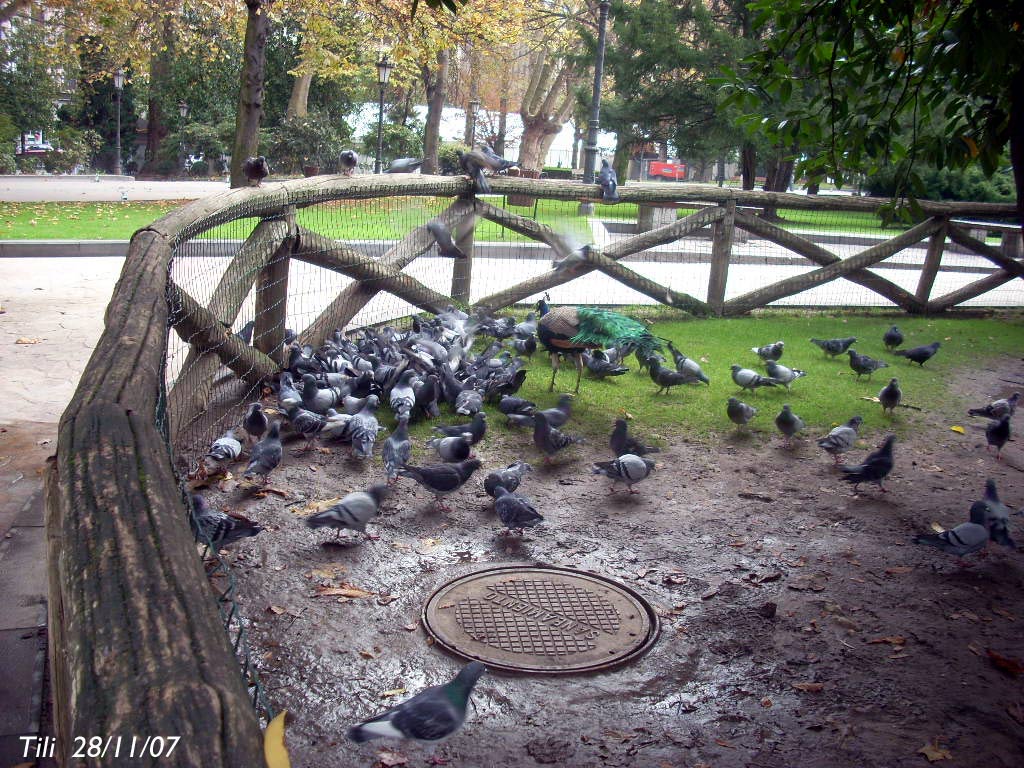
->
xmin=883 ymin=325 xmax=903 ymax=351
xmin=765 ymin=360 xmax=807 ymax=390
xmin=879 ymin=378 xmax=902 ymax=415
xmin=810 ymin=336 xmax=857 ymax=358
xmin=839 ymin=435 xmax=896 ymax=493
xmin=893 ymin=341 xmax=940 ymax=366
xmin=848 ymin=349 xmax=889 ymax=380
xmin=731 ymin=364 xmax=777 ymax=393
xmin=727 ymin=397 xmax=757 ymax=428
xmin=751 ymin=341 xmax=785 ymax=362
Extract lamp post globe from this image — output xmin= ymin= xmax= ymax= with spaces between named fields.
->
xmin=374 ymin=56 xmax=395 ymax=174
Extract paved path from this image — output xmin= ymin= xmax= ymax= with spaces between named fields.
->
xmin=0 ymin=176 xmax=228 ymax=202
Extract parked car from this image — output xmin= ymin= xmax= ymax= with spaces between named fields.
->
xmin=16 ymin=142 xmax=54 ymax=155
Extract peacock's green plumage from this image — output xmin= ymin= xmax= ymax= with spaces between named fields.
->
xmin=569 ymin=307 xmax=661 ymax=356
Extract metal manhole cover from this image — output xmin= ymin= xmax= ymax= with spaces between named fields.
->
xmin=422 ymin=565 xmax=659 ymax=674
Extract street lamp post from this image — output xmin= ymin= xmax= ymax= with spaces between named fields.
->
xmin=113 ymin=69 xmax=124 ymax=176
xmin=374 ymin=55 xmax=394 ymax=174
xmin=582 ymin=0 xmax=611 ymax=186
xmin=178 ymin=101 xmax=189 ymax=175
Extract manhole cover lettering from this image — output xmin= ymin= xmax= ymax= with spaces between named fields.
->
xmin=423 ymin=566 xmax=659 ymax=674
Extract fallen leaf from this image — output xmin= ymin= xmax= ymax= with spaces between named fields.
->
xmin=263 ymin=710 xmax=291 ymax=768
xmin=950 ymin=426 xmax=965 ymax=435
xmin=791 ymin=682 xmax=825 ymax=692
xmin=968 ymin=643 xmax=984 ymax=656
xmin=358 ymin=649 xmax=378 ymax=659
xmin=307 ymin=563 xmax=348 ymax=581
xmin=867 ymin=636 xmax=906 ymax=646
xmin=760 ymin=698 xmax=773 ymax=708
xmin=377 ymin=594 xmax=399 ymax=605
xmin=713 ymin=738 xmax=736 ymax=748
xmin=403 ymin=622 xmax=418 ymax=631
xmin=918 ymin=741 xmax=952 ymax=762
xmin=314 ymin=583 xmax=374 ymax=599
xmin=987 ymin=649 xmax=1024 ymax=677
xmin=267 ymin=605 xmax=287 ymax=615
xmin=15 ymin=337 xmax=42 ymax=344
xmin=929 ymin=522 xmax=946 ymax=534
xmin=379 ymin=688 xmax=407 ymax=698
xmin=376 ymin=748 xmax=408 ymax=767
xmin=292 ymin=498 xmax=342 ymax=516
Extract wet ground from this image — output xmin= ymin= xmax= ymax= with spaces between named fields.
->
xmin=196 ymin=358 xmax=1024 ymax=768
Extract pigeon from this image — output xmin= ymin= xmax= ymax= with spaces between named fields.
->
xmin=498 ymin=396 xmax=534 ymax=418
xmin=321 ymin=409 xmax=353 ymax=441
xmin=847 ymin=349 xmax=889 ymax=379
xmin=552 ymin=244 xmax=592 ymax=271
xmin=484 ymin=461 xmax=533 ymax=498
xmin=457 ymin=149 xmax=492 ymax=194
xmin=914 ymin=502 xmax=990 ymax=560
xmin=839 ymin=435 xmax=896 ymax=493
xmin=610 ymin=418 xmax=660 ymax=457
xmin=751 ymin=340 xmax=785 ymax=362
xmin=493 ymin=486 xmax=544 ymax=532
xmin=190 ymin=493 xmax=262 ymax=549
xmin=533 ymin=411 xmax=584 ymax=461
xmin=347 ymin=662 xmax=486 ymax=746
xmin=583 ymin=349 xmax=629 ymax=378
xmin=399 ymin=458 xmax=482 ymax=509
xmin=381 ymin=415 xmax=411 ymax=483
xmin=433 ymin=412 xmax=487 ymax=444
xmin=243 ymin=402 xmax=268 ymax=443
xmin=810 ymin=336 xmax=857 ymax=358
xmin=878 ymin=378 xmax=902 ymax=415
xmin=479 ymin=144 xmax=518 ymax=172
xmin=650 ymin=361 xmax=690 ymax=394
xmin=277 ymin=371 xmax=302 ymax=408
xmin=244 ymin=421 xmax=282 ymax=483
xmin=455 ymin=388 xmax=484 ymax=416
xmin=301 ymin=373 xmax=340 ymax=414
xmin=598 ymin=158 xmax=619 ymax=203
xmin=383 ymin=157 xmax=423 ymax=173
xmin=968 ymin=392 xmax=1020 ymax=419
xmin=592 ymin=453 xmax=656 ymax=493
xmin=338 ymin=149 xmax=359 ymax=175
xmin=883 ymin=325 xmax=903 ymax=350
xmin=514 ymin=312 xmax=538 ymax=338
xmin=202 ymin=428 xmax=243 ymax=475
xmin=975 ymin=478 xmax=1015 ymax=548
xmin=765 ymin=360 xmax=807 ymax=390
xmin=893 ymin=341 xmax=940 ymax=366
xmin=287 ymin=404 xmax=327 ymax=450
xmin=731 ymin=364 xmax=778 ymax=392
xmin=817 ymin=416 xmax=863 ymax=464
xmin=726 ymin=397 xmax=757 ymax=428
xmin=389 ymin=369 xmax=418 ymax=419
xmin=774 ymin=404 xmax=805 ymax=448
xmin=428 ymin=432 xmax=474 ymax=462
xmin=306 ymin=484 xmax=389 ymax=539
xmin=349 ymin=395 xmax=382 ymax=459
xmin=537 ymin=394 xmax=573 ymax=428
xmin=242 ymin=155 xmax=269 ymax=186
xmin=986 ymin=414 xmax=1011 ymax=460
xmin=426 ymin=221 xmax=468 ymax=259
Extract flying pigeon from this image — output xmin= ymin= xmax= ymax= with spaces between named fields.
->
xmin=533 ymin=411 xmax=584 ymax=461
xmin=493 ymin=486 xmax=544 ymax=532
xmin=347 ymin=662 xmax=487 ymax=745
xmin=751 ymin=341 xmax=784 ymax=362
xmin=381 ymin=415 xmax=411 ymax=483
xmin=191 ymin=493 xmax=263 ymax=549
xmin=817 ymin=416 xmax=863 ymax=464
xmin=883 ymin=325 xmax=903 ymax=351
xmin=727 ymin=397 xmax=757 ymax=428
xmin=609 ymin=418 xmax=660 ymax=457
xmin=426 ymin=221 xmax=468 ymax=259
xmin=774 ymin=404 xmax=805 ymax=448
xmin=484 ymin=461 xmax=533 ymax=497
xmin=968 ymin=392 xmax=1020 ymax=419
xmin=242 ymin=155 xmax=269 ymax=186
xmin=244 ymin=421 xmax=282 ymax=484
xmin=384 ymin=157 xmax=423 ymax=173
xmin=810 ymin=336 xmax=857 ymax=358
xmin=428 ymin=432 xmax=474 ymax=462
xmin=598 ymin=158 xmax=619 ymax=203
xmin=592 ymin=453 xmax=655 ymax=493
xmin=914 ymin=502 xmax=990 ymax=560
xmin=339 ymin=149 xmax=359 ymax=175
xmin=847 ymin=349 xmax=889 ymax=379
xmin=399 ymin=458 xmax=482 ymax=510
xmin=839 ymin=435 xmax=895 ymax=493
xmin=731 ymin=364 xmax=778 ymax=393
xmin=893 ymin=341 xmax=940 ymax=366
xmin=765 ymin=360 xmax=807 ymax=390
xmin=986 ymin=414 xmax=1011 ymax=460
xmin=976 ymin=478 xmax=1015 ymax=548
xmin=878 ymin=378 xmax=902 ymax=415
xmin=306 ymin=484 xmax=389 ymax=539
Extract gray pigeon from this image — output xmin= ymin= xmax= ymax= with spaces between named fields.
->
xmin=774 ymin=404 xmax=805 ymax=448
xmin=878 ymin=378 xmax=902 ymax=415
xmin=751 ymin=340 xmax=784 ymax=362
xmin=301 ymin=373 xmax=340 ymax=414
xmin=244 ymin=421 xmax=282 ymax=484
xmin=484 ymin=461 xmax=533 ymax=498
xmin=457 ymin=149 xmax=492 ymax=194
xmin=242 ymin=155 xmax=269 ymax=186
xmin=914 ymin=502 xmax=990 ymax=560
xmin=976 ymin=478 xmax=1015 ymax=548
xmin=426 ymin=221 xmax=468 ymax=259
xmin=381 ymin=415 xmax=411 ymax=483
xmin=610 ymin=418 xmax=660 ymax=457
xmin=883 ymin=325 xmax=903 ymax=351
xmin=986 ymin=414 xmax=1011 ymax=460
xmin=514 ymin=312 xmax=538 ymax=338
xmin=583 ymin=349 xmax=629 ymax=378
xmin=893 ymin=341 xmax=940 ymax=366
xmin=455 ymin=388 xmax=484 ymax=416
xmin=533 ymin=411 xmax=584 ymax=461
xmin=968 ymin=392 xmax=1020 ymax=419
xmin=243 ymin=402 xmax=268 ymax=443
xmin=383 ymin=157 xmax=423 ymax=173
xmin=202 ymin=427 xmax=243 ymax=475
xmin=321 ymin=409 xmax=353 ymax=441
xmin=726 ymin=397 xmax=757 ymax=428
xmin=650 ymin=361 xmax=690 ymax=394
xmin=287 ymin=404 xmax=328 ymax=450
xmin=433 ymin=412 xmax=487 ymax=444
xmin=479 ymin=143 xmax=517 ymax=171
xmin=810 ymin=336 xmax=857 ymax=358
xmin=399 ymin=458 xmax=482 ymax=510
xmin=765 ymin=359 xmax=807 ymax=390
xmin=731 ymin=364 xmax=778 ymax=393
xmin=847 ymin=349 xmax=889 ymax=379
xmin=537 ymin=394 xmax=573 ymax=427
xmin=592 ymin=453 xmax=655 ymax=493
xmin=598 ymin=158 xmax=619 ymax=203
xmin=339 ymin=149 xmax=359 ymax=175
xmin=493 ymin=486 xmax=544 ymax=532
xmin=389 ymin=369 xmax=417 ymax=419
xmin=428 ymin=432 xmax=474 ymax=462
xmin=349 ymin=395 xmax=382 ymax=459
xmin=347 ymin=662 xmax=486 ymax=745
xmin=839 ymin=435 xmax=896 ymax=493
xmin=191 ymin=493 xmax=263 ymax=549
xmin=306 ymin=484 xmax=389 ymax=539
xmin=817 ymin=416 xmax=863 ymax=464
xmin=277 ymin=372 xmax=302 ymax=408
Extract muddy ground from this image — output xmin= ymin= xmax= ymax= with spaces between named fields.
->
xmin=198 ymin=356 xmax=1024 ymax=768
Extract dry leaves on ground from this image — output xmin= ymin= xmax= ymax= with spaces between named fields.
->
xmin=917 ymin=740 xmax=952 ymax=762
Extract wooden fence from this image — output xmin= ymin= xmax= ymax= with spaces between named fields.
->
xmin=45 ymin=173 xmax=1020 ymax=765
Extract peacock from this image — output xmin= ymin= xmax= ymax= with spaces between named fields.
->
xmin=535 ymin=297 xmax=661 ymax=393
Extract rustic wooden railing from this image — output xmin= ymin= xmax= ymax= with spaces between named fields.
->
xmin=45 ymin=173 xmax=1019 ymax=765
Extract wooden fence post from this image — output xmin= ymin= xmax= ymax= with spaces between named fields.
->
xmin=253 ymin=207 xmax=296 ymax=365
xmin=915 ymin=217 xmax=948 ymax=305
xmin=707 ymin=199 xmax=736 ymax=314
xmin=451 ymin=211 xmax=477 ymax=304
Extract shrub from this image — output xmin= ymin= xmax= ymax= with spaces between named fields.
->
xmin=266 ymin=111 xmax=352 ymax=174
xmin=438 ymin=141 xmax=470 ymax=175
xmin=866 ymin=163 xmax=1015 ymax=203
xmin=188 ymin=159 xmax=209 ymax=177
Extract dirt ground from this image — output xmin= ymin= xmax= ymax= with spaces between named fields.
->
xmin=197 ymin=355 xmax=1024 ymax=768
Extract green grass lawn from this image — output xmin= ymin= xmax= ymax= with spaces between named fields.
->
xmin=0 ymin=201 xmax=181 ymax=239
xmin=441 ymin=313 xmax=1024 ymax=447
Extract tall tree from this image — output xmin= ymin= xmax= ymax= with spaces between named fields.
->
xmin=0 ymin=20 xmax=58 ymax=150
xmin=230 ymin=0 xmax=272 ymax=186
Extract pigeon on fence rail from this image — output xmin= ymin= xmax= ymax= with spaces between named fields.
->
xmin=598 ymin=158 xmax=619 ymax=203
xmin=839 ymin=435 xmax=895 ymax=493
xmin=202 ymin=428 xmax=243 ymax=475
xmin=592 ymin=453 xmax=656 ymax=493
xmin=883 ymin=325 xmax=904 ymax=351
xmin=610 ymin=418 xmax=660 ymax=457
xmin=649 ymin=361 xmax=691 ymax=394
xmin=817 ymin=416 xmax=863 ymax=464
xmin=968 ymin=392 xmax=1020 ymax=419
xmin=244 ymin=421 xmax=282 ymax=484
xmin=426 ymin=221 xmax=468 ymax=259
xmin=878 ymin=378 xmax=902 ymax=415
xmin=381 ymin=415 xmax=411 ymax=483
xmin=765 ymin=360 xmax=807 ymax=390
xmin=493 ymin=486 xmax=544 ymax=532
xmin=306 ymin=484 xmax=389 ymax=539
xmin=847 ymin=349 xmax=889 ymax=379
xmin=774 ymin=404 xmax=805 ymax=449
xmin=976 ymin=478 xmax=1015 ymax=548
xmin=533 ymin=411 xmax=584 ymax=461
xmin=893 ymin=341 xmax=941 ymax=366
xmin=484 ymin=461 xmax=533 ymax=498
xmin=243 ymin=402 xmax=268 ymax=443
xmin=339 ymin=149 xmax=359 ymax=176
xmin=479 ymin=144 xmax=518 ymax=172
xmin=347 ymin=662 xmax=486 ymax=746
xmin=727 ymin=397 xmax=757 ymax=428
xmin=383 ymin=157 xmax=423 ymax=174
xmin=399 ymin=458 xmax=483 ymax=510
xmin=666 ymin=341 xmax=710 ymax=385
xmin=986 ymin=414 xmax=1011 ymax=460
xmin=751 ymin=340 xmax=785 ymax=362
xmin=810 ymin=336 xmax=857 ymax=358
xmin=914 ymin=503 xmax=990 ymax=560
xmin=191 ymin=494 xmax=263 ymax=549
xmin=428 ymin=432 xmax=474 ymax=462
xmin=457 ymin=149 xmax=492 ymax=194
xmin=731 ymin=364 xmax=777 ymax=393
xmin=243 ymin=155 xmax=269 ymax=186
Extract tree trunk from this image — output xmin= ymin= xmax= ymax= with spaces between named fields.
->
xmin=740 ymin=141 xmax=756 ymax=190
xmin=495 ymin=97 xmax=508 ymax=155
xmin=421 ymin=49 xmax=449 ymax=175
xmin=286 ymin=71 xmax=313 ymax=118
xmin=762 ymin=145 xmax=795 ymax=220
xmin=518 ymin=50 xmax=577 ymax=171
xmin=571 ymin=124 xmax=582 ymax=169
xmin=230 ymin=0 xmax=270 ymax=188
xmin=141 ymin=14 xmax=174 ymax=175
